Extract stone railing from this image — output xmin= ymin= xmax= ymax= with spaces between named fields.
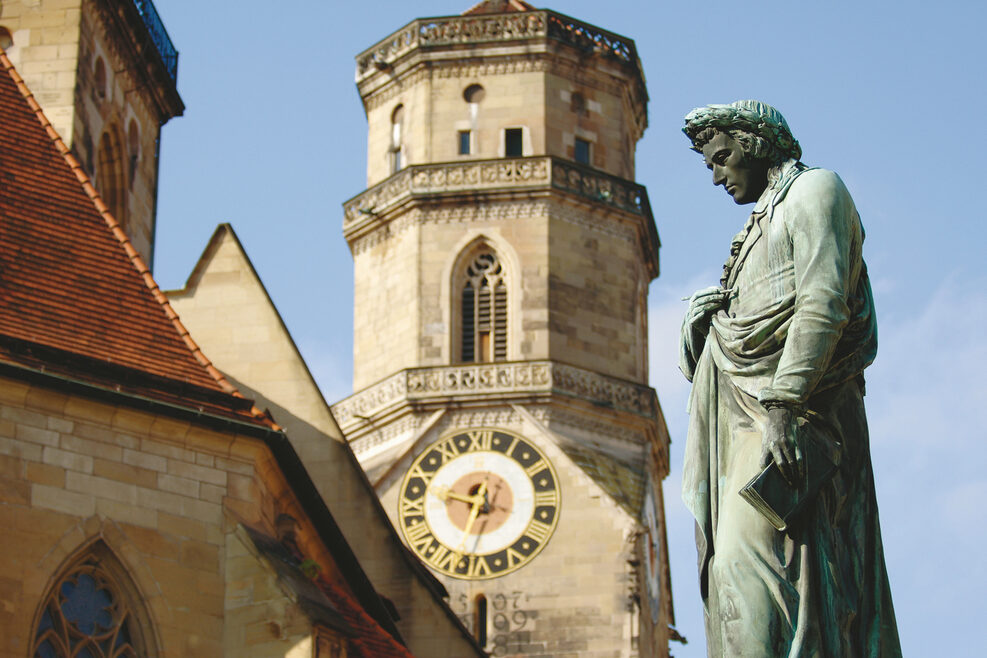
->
xmin=343 ymin=157 xmax=650 ymax=227
xmin=332 ymin=361 xmax=657 ymax=427
xmin=355 ymin=10 xmax=639 ymax=82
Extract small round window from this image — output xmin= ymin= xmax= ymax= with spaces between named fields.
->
xmin=463 ymin=84 xmax=486 ymax=104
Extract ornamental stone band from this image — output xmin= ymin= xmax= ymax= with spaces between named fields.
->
xmin=331 ymin=360 xmax=658 ymax=430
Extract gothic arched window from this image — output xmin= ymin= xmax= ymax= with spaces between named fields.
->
xmin=32 ymin=544 xmax=155 ymax=658
xmin=390 ymin=104 xmax=404 ymax=174
xmin=460 ymin=249 xmax=507 ymax=363
xmin=96 ymin=125 xmax=127 ymax=231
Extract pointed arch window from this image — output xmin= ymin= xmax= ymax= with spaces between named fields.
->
xmin=32 ymin=543 xmax=155 ymax=658
xmin=96 ymin=126 xmax=127 ymax=231
xmin=460 ymin=249 xmax=507 ymax=363
xmin=390 ymin=104 xmax=404 ymax=174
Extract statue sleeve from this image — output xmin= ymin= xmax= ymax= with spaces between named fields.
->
xmin=758 ymin=170 xmax=859 ymax=407
xmin=679 ymin=313 xmax=703 ymax=382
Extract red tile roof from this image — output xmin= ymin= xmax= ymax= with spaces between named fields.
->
xmin=0 ymin=51 xmax=273 ymax=427
xmin=315 ymin=575 xmax=415 ymax=658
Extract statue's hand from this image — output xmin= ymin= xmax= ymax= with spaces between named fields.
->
xmin=760 ymin=406 xmax=803 ymax=487
xmin=685 ymin=286 xmax=732 ymax=333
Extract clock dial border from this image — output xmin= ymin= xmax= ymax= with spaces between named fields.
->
xmin=398 ymin=428 xmax=561 ymax=581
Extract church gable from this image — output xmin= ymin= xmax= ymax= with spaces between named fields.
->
xmin=169 ymin=226 xmax=487 ymax=657
xmin=166 ymin=224 xmax=342 ymax=439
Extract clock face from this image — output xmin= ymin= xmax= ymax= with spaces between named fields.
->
xmin=642 ymin=487 xmax=661 ymax=622
xmin=398 ymin=429 xmax=560 ymax=580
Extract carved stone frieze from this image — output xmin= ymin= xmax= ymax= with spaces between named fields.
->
xmin=349 ymin=212 xmax=418 ymax=256
xmin=348 ymin=202 xmax=553 ymax=254
xmin=550 ymin=204 xmax=636 ymax=243
xmin=540 ymin=407 xmax=644 ymax=445
xmin=431 ymin=57 xmax=547 ymax=80
xmin=355 ymin=11 xmax=640 ymax=83
xmin=440 ymin=408 xmax=525 ymax=432
xmin=343 ymin=156 xmax=651 ymax=233
xmin=362 ymin=68 xmax=429 ymax=112
xmin=418 ymin=201 xmax=548 ymax=225
xmin=348 ymin=414 xmax=419 ymax=456
xmin=332 ymin=360 xmax=658 ymax=431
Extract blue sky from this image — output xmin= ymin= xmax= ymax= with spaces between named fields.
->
xmin=152 ymin=1 xmax=986 ymax=655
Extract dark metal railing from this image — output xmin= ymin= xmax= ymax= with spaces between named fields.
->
xmin=131 ymin=0 xmax=178 ymax=81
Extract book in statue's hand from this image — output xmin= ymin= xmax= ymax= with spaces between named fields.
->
xmin=740 ymin=413 xmax=842 ymax=532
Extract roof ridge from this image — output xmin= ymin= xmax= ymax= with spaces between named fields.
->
xmin=0 ymin=49 xmax=280 ymax=432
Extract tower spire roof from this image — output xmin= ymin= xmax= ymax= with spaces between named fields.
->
xmin=462 ymin=0 xmax=536 ymax=14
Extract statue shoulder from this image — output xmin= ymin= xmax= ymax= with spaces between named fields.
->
xmin=786 ymin=167 xmax=852 ymax=205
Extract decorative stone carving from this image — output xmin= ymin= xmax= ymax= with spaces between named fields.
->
xmin=348 ymin=416 xmax=418 ymax=453
xmin=441 ymin=408 xmax=525 ymax=431
xmin=332 ymin=361 xmax=658 ymax=430
xmin=355 ymin=11 xmax=639 ymax=82
xmin=343 ymin=156 xmax=650 ymax=230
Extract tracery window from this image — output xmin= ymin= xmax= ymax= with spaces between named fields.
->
xmin=32 ymin=547 xmax=153 ymax=658
xmin=460 ymin=250 xmax=507 ymax=362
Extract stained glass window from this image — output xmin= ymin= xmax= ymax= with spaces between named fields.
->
xmin=33 ymin=551 xmax=149 ymax=658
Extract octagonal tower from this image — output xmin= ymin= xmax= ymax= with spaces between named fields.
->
xmin=334 ymin=2 xmax=674 ymax=655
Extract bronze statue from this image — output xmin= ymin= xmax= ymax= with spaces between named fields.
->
xmin=679 ymin=100 xmax=901 ymax=656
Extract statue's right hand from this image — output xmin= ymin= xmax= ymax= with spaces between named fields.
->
xmin=685 ymin=286 xmax=732 ymax=330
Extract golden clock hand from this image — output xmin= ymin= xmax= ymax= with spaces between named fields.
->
xmin=430 ymin=485 xmax=485 ymax=506
xmin=457 ymin=480 xmax=488 ymax=552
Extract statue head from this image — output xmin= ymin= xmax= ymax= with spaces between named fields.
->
xmin=683 ymin=100 xmax=801 ymax=204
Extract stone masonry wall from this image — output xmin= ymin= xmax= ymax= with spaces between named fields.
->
xmin=0 ymin=374 xmax=333 ymax=658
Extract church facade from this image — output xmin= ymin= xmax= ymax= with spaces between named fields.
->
xmin=332 ymin=2 xmax=674 ymax=656
xmin=0 ymin=1 xmax=676 ymax=656
xmin=0 ymin=1 xmax=483 ymax=656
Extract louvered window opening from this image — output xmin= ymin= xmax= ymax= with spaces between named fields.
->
xmin=461 ymin=251 xmax=507 ymax=363
xmin=33 ymin=555 xmax=146 ymax=658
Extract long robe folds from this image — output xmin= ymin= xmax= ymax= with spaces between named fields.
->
xmin=680 ymin=163 xmax=901 ymax=656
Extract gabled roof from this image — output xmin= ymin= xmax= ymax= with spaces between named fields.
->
xmin=0 ymin=50 xmax=269 ymax=426
xmin=462 ymin=0 xmax=536 ymax=15
xmin=166 ymin=223 xmax=343 ymax=438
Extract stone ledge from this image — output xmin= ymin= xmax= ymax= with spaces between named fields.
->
xmin=331 ymin=360 xmax=658 ymax=433
xmin=341 ymin=156 xmax=659 ymax=276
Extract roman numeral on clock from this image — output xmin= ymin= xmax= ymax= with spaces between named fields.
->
xmin=534 ymin=490 xmax=558 ymax=506
xmin=525 ymin=519 xmax=553 ymax=544
xmin=436 ymin=437 xmax=460 ymax=464
xmin=405 ymin=520 xmax=433 ymax=552
xmin=468 ymin=555 xmax=492 ymax=578
xmin=408 ymin=464 xmax=435 ymax=486
xmin=506 ymin=547 xmax=525 ymax=567
xmin=525 ymin=459 xmax=547 ymax=477
xmin=466 ymin=430 xmax=493 ymax=451
xmin=427 ymin=544 xmax=461 ymax=571
xmin=400 ymin=496 xmax=424 ymax=516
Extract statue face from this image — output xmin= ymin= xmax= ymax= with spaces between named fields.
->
xmin=701 ymin=132 xmax=769 ymax=205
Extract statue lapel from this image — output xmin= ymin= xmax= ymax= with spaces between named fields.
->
xmin=725 ymin=210 xmax=766 ymax=289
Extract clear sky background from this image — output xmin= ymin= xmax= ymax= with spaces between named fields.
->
xmin=151 ymin=1 xmax=986 ymax=655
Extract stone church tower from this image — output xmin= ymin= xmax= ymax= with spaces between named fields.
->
xmin=0 ymin=0 xmax=184 ymax=267
xmin=332 ymin=2 xmax=674 ymax=656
